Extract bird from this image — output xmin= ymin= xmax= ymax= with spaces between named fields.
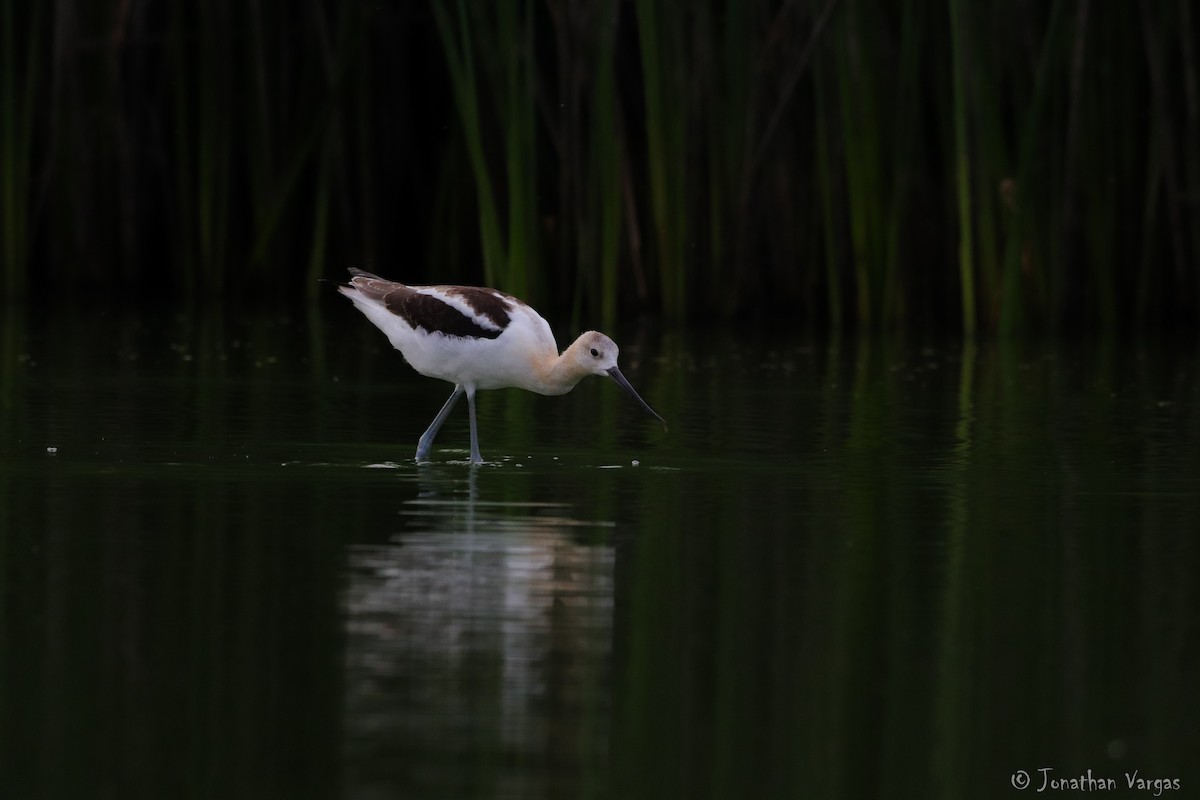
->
xmin=337 ymin=268 xmax=665 ymax=464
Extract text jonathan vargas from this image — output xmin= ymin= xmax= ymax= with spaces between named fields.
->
xmin=1036 ymin=767 xmax=1180 ymax=796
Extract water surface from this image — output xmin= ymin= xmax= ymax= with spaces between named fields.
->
xmin=1 ymin=306 xmax=1197 ymax=799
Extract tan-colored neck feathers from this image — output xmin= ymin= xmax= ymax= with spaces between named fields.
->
xmin=530 ymin=335 xmax=593 ymax=396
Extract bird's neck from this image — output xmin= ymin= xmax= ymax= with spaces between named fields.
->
xmin=532 ymin=339 xmax=589 ymax=396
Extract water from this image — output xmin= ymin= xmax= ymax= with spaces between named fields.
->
xmin=1 ymin=306 xmax=1197 ymax=799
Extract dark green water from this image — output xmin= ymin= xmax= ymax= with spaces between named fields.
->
xmin=1 ymin=306 xmax=1197 ymax=799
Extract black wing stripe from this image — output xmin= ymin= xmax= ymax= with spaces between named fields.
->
xmin=445 ymin=287 xmax=514 ymax=330
xmin=385 ymin=291 xmax=510 ymax=340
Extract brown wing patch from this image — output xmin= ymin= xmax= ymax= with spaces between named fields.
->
xmin=443 ymin=286 xmax=515 ymax=329
xmin=385 ymin=289 xmax=510 ymax=340
xmin=345 ymin=270 xmax=516 ymax=340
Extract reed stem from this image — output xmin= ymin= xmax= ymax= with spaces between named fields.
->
xmin=0 ymin=2 xmax=1194 ymax=334
xmin=1 ymin=1 xmax=42 ymax=297
xmin=948 ymin=0 xmax=977 ymax=336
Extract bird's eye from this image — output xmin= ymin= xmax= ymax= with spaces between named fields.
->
xmin=590 ymin=348 xmax=599 ymax=358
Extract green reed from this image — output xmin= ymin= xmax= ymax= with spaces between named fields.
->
xmin=880 ymin=0 xmax=924 ymax=328
xmin=2 ymin=2 xmax=1197 ymax=334
xmin=1184 ymin=1 xmax=1200 ymax=321
xmin=433 ymin=0 xmax=539 ymax=300
xmin=0 ymin=1 xmax=41 ymax=298
xmin=198 ymin=3 xmax=233 ymax=292
xmin=1132 ymin=2 xmax=1199 ymax=328
xmin=164 ymin=0 xmax=352 ymax=295
xmin=947 ymin=0 xmax=976 ymax=336
xmin=635 ymin=0 xmax=689 ymax=320
xmin=590 ymin=5 xmax=622 ymax=328
xmin=698 ymin=0 xmax=749 ymax=319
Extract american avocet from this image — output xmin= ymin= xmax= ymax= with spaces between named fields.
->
xmin=338 ymin=268 xmax=665 ymax=464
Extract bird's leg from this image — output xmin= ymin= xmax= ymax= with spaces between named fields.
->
xmin=466 ymin=386 xmax=483 ymax=465
xmin=416 ymin=386 xmax=463 ymax=462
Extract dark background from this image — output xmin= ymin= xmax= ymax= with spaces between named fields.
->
xmin=2 ymin=1 xmax=1198 ymax=333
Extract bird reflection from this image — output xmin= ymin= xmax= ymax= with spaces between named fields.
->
xmin=341 ymin=466 xmax=615 ymax=794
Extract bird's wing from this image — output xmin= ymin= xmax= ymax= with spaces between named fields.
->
xmin=386 ymin=286 xmax=514 ymax=341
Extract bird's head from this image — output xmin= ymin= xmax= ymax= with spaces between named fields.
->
xmin=568 ymin=331 xmax=666 ymax=427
